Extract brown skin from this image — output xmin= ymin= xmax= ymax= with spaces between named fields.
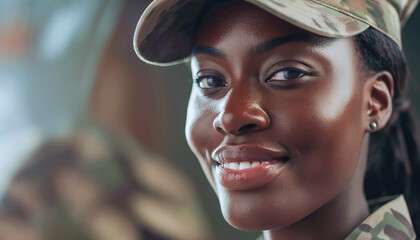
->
xmin=185 ymin=2 xmax=394 ymax=239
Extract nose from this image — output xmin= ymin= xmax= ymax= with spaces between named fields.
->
xmin=213 ymin=91 xmax=270 ymax=136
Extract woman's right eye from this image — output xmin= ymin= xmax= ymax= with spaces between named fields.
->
xmin=196 ymin=76 xmax=227 ymax=89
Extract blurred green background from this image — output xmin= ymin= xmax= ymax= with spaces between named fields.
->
xmin=0 ymin=0 xmax=419 ymax=239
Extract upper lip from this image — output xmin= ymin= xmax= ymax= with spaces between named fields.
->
xmin=211 ymin=144 xmax=289 ymax=164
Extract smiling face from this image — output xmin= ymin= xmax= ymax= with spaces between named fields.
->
xmin=185 ymin=1 xmax=369 ymax=231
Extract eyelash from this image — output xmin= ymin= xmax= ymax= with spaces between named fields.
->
xmin=195 ymin=75 xmax=227 ymax=90
xmin=265 ymin=67 xmax=313 ymax=82
xmin=194 ymin=67 xmax=314 ymax=92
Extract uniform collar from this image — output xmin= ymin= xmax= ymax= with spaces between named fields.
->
xmin=345 ymin=195 xmax=416 ymax=239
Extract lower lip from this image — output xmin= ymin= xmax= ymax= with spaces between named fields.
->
xmin=215 ymin=161 xmax=285 ymax=191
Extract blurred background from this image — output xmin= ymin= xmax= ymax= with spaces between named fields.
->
xmin=0 ymin=0 xmax=419 ymax=239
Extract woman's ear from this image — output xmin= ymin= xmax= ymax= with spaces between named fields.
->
xmin=365 ymin=71 xmax=394 ymax=132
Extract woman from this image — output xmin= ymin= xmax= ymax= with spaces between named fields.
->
xmin=133 ymin=0 xmax=419 ymax=239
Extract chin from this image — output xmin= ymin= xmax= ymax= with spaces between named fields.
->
xmin=221 ymin=205 xmax=289 ymax=231
xmin=217 ymin=188 xmax=299 ymax=231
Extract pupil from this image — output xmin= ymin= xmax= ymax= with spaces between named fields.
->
xmin=207 ymin=77 xmax=220 ymax=86
xmin=286 ymin=70 xmax=300 ymax=79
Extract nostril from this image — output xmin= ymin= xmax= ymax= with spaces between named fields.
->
xmin=238 ymin=123 xmax=258 ymax=133
xmin=216 ymin=127 xmax=225 ymax=134
xmin=213 ymin=107 xmax=270 ymax=135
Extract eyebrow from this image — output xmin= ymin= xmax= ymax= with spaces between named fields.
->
xmin=250 ymin=33 xmax=333 ymax=55
xmin=191 ymin=33 xmax=333 ymax=58
xmin=191 ymin=46 xmax=226 ymax=58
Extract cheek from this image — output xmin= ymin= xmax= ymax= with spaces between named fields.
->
xmin=185 ymin=90 xmax=219 ymax=187
xmin=185 ymin=91 xmax=214 ymax=154
xmin=298 ymin=67 xmax=363 ymax=182
xmin=275 ymin=69 xmax=365 ymax=203
xmin=287 ymin=101 xmax=363 ymax=188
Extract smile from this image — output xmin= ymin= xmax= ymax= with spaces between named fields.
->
xmin=212 ymin=144 xmax=289 ymax=191
xmin=221 ymin=160 xmax=277 ymax=170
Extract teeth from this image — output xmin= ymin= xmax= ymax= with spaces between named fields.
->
xmin=251 ymin=161 xmax=260 ymax=167
xmin=239 ymin=162 xmax=251 ymax=170
xmin=222 ymin=161 xmax=267 ymax=170
xmin=228 ymin=162 xmax=239 ymax=170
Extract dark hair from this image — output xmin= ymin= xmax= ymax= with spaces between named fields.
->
xmin=356 ymin=27 xmax=420 ymax=233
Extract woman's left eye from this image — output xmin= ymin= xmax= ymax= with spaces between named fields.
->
xmin=266 ymin=68 xmax=309 ymax=82
xmin=196 ymin=76 xmax=226 ymax=89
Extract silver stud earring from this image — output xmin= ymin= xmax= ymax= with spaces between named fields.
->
xmin=369 ymin=121 xmax=378 ymax=131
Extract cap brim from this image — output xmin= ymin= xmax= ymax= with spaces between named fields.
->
xmin=134 ymin=0 xmax=369 ymax=66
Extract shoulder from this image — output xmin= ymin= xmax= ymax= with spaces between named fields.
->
xmin=346 ymin=195 xmax=416 ymax=240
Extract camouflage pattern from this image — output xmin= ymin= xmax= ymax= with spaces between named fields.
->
xmin=0 ymin=126 xmax=211 ymax=240
xmin=134 ymin=0 xmax=418 ymax=66
xmin=346 ymin=195 xmax=416 ymax=240
xmin=256 ymin=195 xmax=416 ymax=240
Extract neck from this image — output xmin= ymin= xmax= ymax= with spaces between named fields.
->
xmin=263 ymin=134 xmax=371 ymax=240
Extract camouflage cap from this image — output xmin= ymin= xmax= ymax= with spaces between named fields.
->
xmin=134 ymin=0 xmax=418 ymax=66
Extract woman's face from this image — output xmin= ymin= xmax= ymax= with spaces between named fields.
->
xmin=186 ymin=1 xmax=368 ymax=230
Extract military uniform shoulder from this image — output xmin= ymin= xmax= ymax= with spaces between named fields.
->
xmin=346 ymin=195 xmax=416 ymax=240
xmin=257 ymin=195 xmax=416 ymax=240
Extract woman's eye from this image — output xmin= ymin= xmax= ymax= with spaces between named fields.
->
xmin=267 ymin=68 xmax=307 ymax=82
xmin=196 ymin=76 xmax=226 ymax=89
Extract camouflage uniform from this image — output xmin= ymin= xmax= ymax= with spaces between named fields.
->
xmin=0 ymin=126 xmax=211 ymax=240
xmin=347 ymin=196 xmax=416 ymax=240
xmin=256 ymin=195 xmax=416 ymax=240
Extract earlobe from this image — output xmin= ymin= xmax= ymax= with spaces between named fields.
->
xmin=369 ymin=121 xmax=378 ymax=130
xmin=365 ymin=71 xmax=394 ymax=132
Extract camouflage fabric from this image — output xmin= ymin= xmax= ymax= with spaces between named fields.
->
xmin=256 ymin=195 xmax=416 ymax=240
xmin=134 ymin=0 xmax=418 ymax=66
xmin=346 ymin=195 xmax=416 ymax=240
xmin=0 ymin=126 xmax=211 ymax=240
